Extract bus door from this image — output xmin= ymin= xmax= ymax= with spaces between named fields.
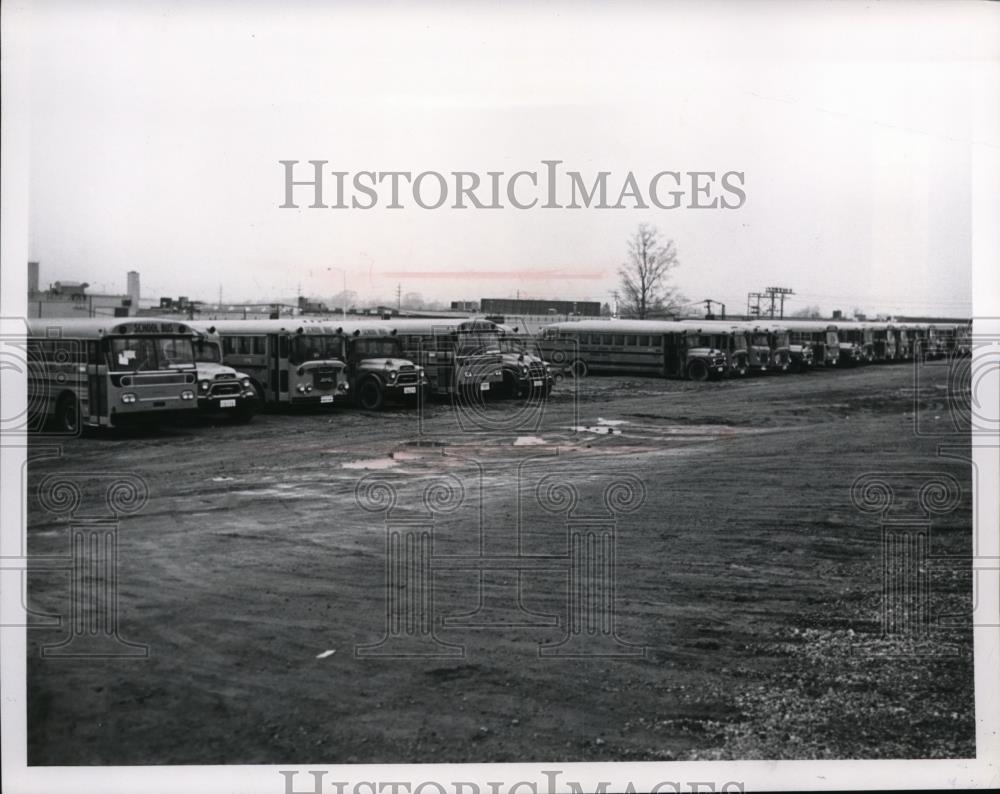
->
xmin=662 ymin=333 xmax=683 ymax=377
xmin=88 ymin=339 xmax=106 ymax=425
xmin=271 ymin=333 xmax=287 ymax=402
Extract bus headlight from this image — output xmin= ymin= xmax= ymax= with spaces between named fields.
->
xmin=121 ymin=393 xmax=137 ymax=404
xmin=181 ymin=390 xmax=195 ymax=400
xmin=240 ymin=377 xmax=250 ymax=388
xmin=305 ymin=384 xmax=313 ymax=393
xmin=199 ymin=379 xmax=210 ymax=392
xmin=519 ymin=365 xmax=528 ymax=376
xmin=387 ymin=370 xmax=398 ymax=383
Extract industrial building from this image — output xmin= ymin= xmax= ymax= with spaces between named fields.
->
xmin=479 ymin=297 xmax=601 ymax=317
xmin=27 ymin=261 xmax=135 ymax=318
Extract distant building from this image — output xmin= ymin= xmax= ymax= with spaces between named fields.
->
xmin=127 ymin=271 xmax=141 ymax=308
xmin=450 ymin=300 xmax=480 ymax=312
xmin=298 ymin=296 xmax=329 ymax=313
xmin=26 ymin=262 xmax=133 ymax=318
xmin=479 ymin=298 xmax=601 ymax=317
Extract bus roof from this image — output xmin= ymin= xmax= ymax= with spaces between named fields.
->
xmin=374 ymin=318 xmax=499 ymax=335
xmin=544 ymin=319 xmax=713 ymax=335
xmin=189 ymin=319 xmax=340 ymax=335
xmin=27 ymin=317 xmax=197 ymax=339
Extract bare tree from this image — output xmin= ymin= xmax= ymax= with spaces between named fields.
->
xmin=618 ymin=223 xmax=683 ymax=319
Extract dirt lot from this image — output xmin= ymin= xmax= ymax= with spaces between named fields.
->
xmin=25 ymin=362 xmax=974 ymax=764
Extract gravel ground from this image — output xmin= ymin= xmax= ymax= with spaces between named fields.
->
xmin=26 ymin=362 xmax=974 ymax=764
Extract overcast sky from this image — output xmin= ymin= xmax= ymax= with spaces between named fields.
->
xmin=18 ymin=0 xmax=998 ymax=316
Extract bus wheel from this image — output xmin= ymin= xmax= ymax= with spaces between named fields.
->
xmin=687 ymin=360 xmax=710 ymax=382
xmin=501 ymin=371 xmax=520 ymax=399
xmin=55 ymin=393 xmax=80 ymax=433
xmin=570 ymin=359 xmax=588 ymax=379
xmin=357 ymin=378 xmax=385 ymax=411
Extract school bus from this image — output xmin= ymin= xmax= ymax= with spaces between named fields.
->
xmin=374 ymin=318 xmax=505 ymax=397
xmin=26 ymin=318 xmax=200 ymax=431
xmin=203 ymin=320 xmax=349 ymax=406
xmin=307 ymin=320 xmax=428 ymax=410
xmin=538 ymin=320 xmax=728 ymax=380
xmin=674 ymin=319 xmax=751 ymax=376
xmin=863 ymin=321 xmax=896 ymax=362
xmin=188 ymin=326 xmax=259 ymax=421
xmin=495 ymin=323 xmax=554 ymax=397
xmin=780 ymin=320 xmax=840 ymax=367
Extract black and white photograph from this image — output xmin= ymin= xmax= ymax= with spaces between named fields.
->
xmin=1 ymin=1 xmax=998 ymax=792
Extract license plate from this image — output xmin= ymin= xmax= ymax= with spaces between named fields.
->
xmin=320 ymin=395 xmax=334 ymax=404
xmin=480 ymin=382 xmax=490 ymax=391
xmin=220 ymin=399 xmax=236 ymax=408
xmin=403 ymin=386 xmax=416 ymax=394
xmin=532 ymin=379 xmax=542 ymax=387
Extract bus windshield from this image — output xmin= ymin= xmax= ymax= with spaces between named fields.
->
xmin=291 ymin=334 xmax=342 ymax=365
xmin=499 ymin=338 xmax=527 ymax=354
xmin=194 ymin=339 xmax=222 ymax=363
xmin=772 ymin=331 xmax=789 ymax=347
xmin=456 ymin=331 xmax=501 ymax=358
xmin=353 ymin=338 xmax=400 ymax=358
xmin=751 ymin=333 xmax=769 ymax=347
xmin=108 ymin=336 xmax=195 ymax=371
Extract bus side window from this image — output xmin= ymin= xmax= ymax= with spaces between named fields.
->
xmin=237 ymin=336 xmax=252 ymax=355
xmin=278 ymin=335 xmax=289 ymax=359
xmin=638 ymin=335 xmax=650 ymax=347
xmin=625 ymin=335 xmax=637 ymax=346
xmin=252 ymin=336 xmax=266 ymax=355
xmin=222 ymin=337 xmax=236 ymax=355
xmin=613 ymin=335 xmax=625 ymax=346
xmin=601 ymin=335 xmax=612 ymax=346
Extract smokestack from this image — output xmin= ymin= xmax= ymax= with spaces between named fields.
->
xmin=28 ymin=261 xmax=39 ymax=294
xmin=127 ymin=271 xmax=140 ymax=309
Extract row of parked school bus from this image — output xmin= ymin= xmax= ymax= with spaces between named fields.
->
xmin=23 ymin=316 xmax=553 ymax=432
xmin=536 ymin=317 xmax=972 ymax=381
xmin=24 ymin=315 xmax=969 ymax=432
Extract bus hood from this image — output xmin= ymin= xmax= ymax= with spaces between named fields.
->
xmin=688 ymin=346 xmax=726 ymax=360
xmin=196 ymin=361 xmax=241 ymax=381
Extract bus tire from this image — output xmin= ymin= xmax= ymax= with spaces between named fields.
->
xmin=356 ymin=377 xmax=385 ymax=411
xmin=687 ymin=360 xmax=710 ymax=382
xmin=570 ymin=359 xmax=588 ymax=379
xmin=501 ymin=371 xmax=520 ymax=399
xmin=55 ymin=392 xmax=80 ymax=433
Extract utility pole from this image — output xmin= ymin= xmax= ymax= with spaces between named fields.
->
xmin=703 ymin=298 xmax=727 ymax=320
xmin=747 ymin=291 xmax=764 ymax=318
xmin=396 ymin=283 xmax=402 ymax=313
xmin=764 ymin=286 xmax=794 ymax=319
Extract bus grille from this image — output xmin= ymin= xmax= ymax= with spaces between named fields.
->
xmin=528 ymin=362 xmax=547 ymax=378
xmin=396 ymin=365 xmax=419 ymax=386
xmin=313 ymin=367 xmax=340 ymax=390
xmin=210 ymin=382 xmax=242 ymax=397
